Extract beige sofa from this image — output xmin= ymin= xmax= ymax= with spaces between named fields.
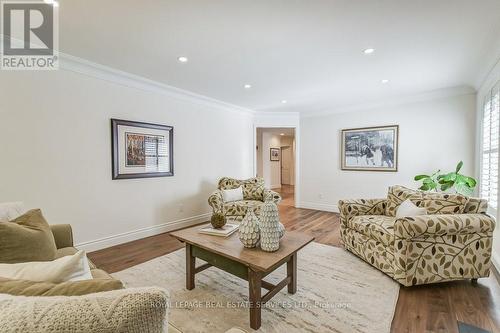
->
xmin=0 ymin=203 xmax=247 ymax=333
xmin=339 ymin=186 xmax=496 ymax=286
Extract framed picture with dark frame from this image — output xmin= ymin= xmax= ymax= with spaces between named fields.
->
xmin=341 ymin=125 xmax=398 ymax=172
xmin=111 ymin=119 xmax=174 ymax=179
xmin=270 ymin=148 xmax=280 ymax=161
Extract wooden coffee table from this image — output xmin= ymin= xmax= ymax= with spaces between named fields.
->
xmin=170 ymin=224 xmax=314 ymax=330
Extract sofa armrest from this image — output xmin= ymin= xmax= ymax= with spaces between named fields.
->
xmin=50 ymin=224 xmax=74 ymax=249
xmin=338 ymin=199 xmax=386 ymax=225
xmin=264 ymin=189 xmax=282 ymax=204
xmin=208 ymin=190 xmax=224 ymax=213
xmin=394 ymin=213 xmax=496 ymax=239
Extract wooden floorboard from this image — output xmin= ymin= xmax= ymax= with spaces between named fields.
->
xmin=88 ymin=185 xmax=500 ymax=333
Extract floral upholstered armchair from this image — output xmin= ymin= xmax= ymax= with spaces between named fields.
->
xmin=208 ymin=177 xmax=281 ymax=222
xmin=339 ymin=185 xmax=496 ymax=287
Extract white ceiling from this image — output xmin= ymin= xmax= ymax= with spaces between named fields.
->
xmin=59 ymin=0 xmax=500 ymax=114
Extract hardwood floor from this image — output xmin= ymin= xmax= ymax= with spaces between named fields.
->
xmin=89 ymin=185 xmax=500 ymax=333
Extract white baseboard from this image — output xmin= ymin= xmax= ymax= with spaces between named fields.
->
xmin=76 ymin=213 xmax=211 ymax=252
xmin=298 ymin=201 xmax=339 ymax=213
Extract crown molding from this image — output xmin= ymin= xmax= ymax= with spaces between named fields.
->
xmin=301 ymin=85 xmax=476 ymax=118
xmin=253 ymin=111 xmax=300 ymax=118
xmin=0 ymin=33 xmax=255 ymax=115
xmin=58 ymin=52 xmax=256 ymax=116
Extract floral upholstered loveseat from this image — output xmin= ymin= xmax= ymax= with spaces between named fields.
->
xmin=208 ymin=177 xmax=281 ymax=221
xmin=339 ymin=185 xmax=496 ymax=286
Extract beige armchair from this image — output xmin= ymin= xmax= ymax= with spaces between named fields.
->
xmin=339 ymin=186 xmax=496 ymax=286
xmin=208 ymin=177 xmax=281 ymax=221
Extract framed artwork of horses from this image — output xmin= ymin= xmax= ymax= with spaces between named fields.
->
xmin=341 ymin=125 xmax=398 ymax=172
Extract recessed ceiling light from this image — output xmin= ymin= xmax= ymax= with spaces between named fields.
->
xmin=363 ymin=48 xmax=375 ymax=54
xmin=280 ymin=133 xmax=285 ymax=136
xmin=177 ymin=56 xmax=188 ymax=63
xmin=381 ymin=79 xmax=389 ymax=84
xmin=281 ymin=100 xmax=287 ymax=104
xmin=244 ymin=84 xmax=252 ymax=89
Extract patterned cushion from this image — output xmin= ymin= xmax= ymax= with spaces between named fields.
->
xmin=386 ymin=185 xmax=467 ymax=216
xmin=223 ymin=200 xmax=263 ymax=217
xmin=218 ymin=177 xmax=265 ymax=201
xmin=386 ymin=186 xmax=423 ymax=216
xmin=348 ymin=215 xmax=396 ymax=246
xmin=463 ymin=197 xmax=488 ymax=214
xmin=421 ymin=192 xmax=467 ymax=215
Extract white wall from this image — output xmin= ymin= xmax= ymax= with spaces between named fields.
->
xmin=476 ymin=56 xmax=500 ymax=272
xmin=261 ymin=132 xmax=282 ymax=189
xmin=299 ymin=93 xmax=477 ymax=212
xmin=0 ymin=69 xmax=253 ymax=250
xmin=280 ymin=136 xmax=296 ymax=185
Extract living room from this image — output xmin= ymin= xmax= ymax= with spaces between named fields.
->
xmin=0 ymin=1 xmax=499 ymax=332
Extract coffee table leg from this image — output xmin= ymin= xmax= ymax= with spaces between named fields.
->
xmin=248 ymin=269 xmax=262 ymax=330
xmin=287 ymin=253 xmax=297 ymax=294
xmin=186 ymin=244 xmax=195 ymax=290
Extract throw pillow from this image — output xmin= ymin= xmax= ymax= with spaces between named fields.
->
xmin=0 ymin=250 xmax=93 ymax=283
xmin=421 ymin=192 xmax=467 ymax=214
xmin=242 ymin=177 xmax=265 ymax=201
xmin=0 ymin=287 xmax=169 ymax=333
xmin=0 ymin=209 xmax=57 ymax=263
xmin=0 ymin=277 xmax=123 ymax=296
xmin=386 ymin=185 xmax=424 ymax=216
xmin=222 ymin=187 xmax=244 ymax=202
xmin=0 ymin=202 xmax=26 ymax=222
xmin=396 ymin=199 xmax=427 ymax=218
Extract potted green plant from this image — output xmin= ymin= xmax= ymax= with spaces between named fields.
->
xmin=414 ymin=161 xmax=477 ymax=196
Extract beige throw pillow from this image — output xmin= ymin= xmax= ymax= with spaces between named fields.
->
xmin=0 ymin=250 xmax=92 ymax=283
xmin=0 ymin=209 xmax=57 ymax=263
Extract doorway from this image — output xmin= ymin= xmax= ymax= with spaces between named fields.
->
xmin=255 ymin=127 xmax=296 ymax=206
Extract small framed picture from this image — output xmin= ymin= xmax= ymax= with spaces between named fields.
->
xmin=270 ymin=148 xmax=280 ymax=161
xmin=341 ymin=125 xmax=398 ymax=172
xmin=111 ymin=119 xmax=174 ymax=179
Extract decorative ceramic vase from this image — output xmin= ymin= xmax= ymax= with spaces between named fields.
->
xmin=210 ymin=212 xmax=226 ymax=229
xmin=259 ymin=202 xmax=281 ymax=252
xmin=239 ymin=208 xmax=260 ymax=248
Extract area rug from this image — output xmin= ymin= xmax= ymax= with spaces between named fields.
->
xmin=113 ymin=242 xmax=399 ymax=333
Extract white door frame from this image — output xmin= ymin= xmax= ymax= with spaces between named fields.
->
xmin=253 ymin=124 xmax=300 ymax=208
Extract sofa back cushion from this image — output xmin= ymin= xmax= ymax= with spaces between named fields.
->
xmin=463 ymin=197 xmax=488 ymax=214
xmin=386 ymin=186 xmax=423 ymax=216
xmin=218 ymin=177 xmax=265 ymax=201
xmin=421 ymin=192 xmax=467 ymax=215
xmin=0 ymin=209 xmax=57 ymax=263
xmin=386 ymin=185 xmax=468 ymax=216
xmin=0 ymin=277 xmax=123 ymax=296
